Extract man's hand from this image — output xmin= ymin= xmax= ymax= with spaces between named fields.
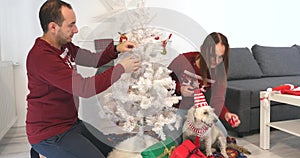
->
xmin=119 ymin=56 xmax=141 ymax=73
xmin=116 ymin=41 xmax=137 ymax=53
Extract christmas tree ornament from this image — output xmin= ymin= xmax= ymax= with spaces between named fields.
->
xmin=161 ymin=33 xmax=172 ymax=55
xmin=118 ymin=32 xmax=128 ymax=43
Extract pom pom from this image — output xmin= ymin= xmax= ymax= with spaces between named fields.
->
xmin=267 ymin=88 xmax=272 ymax=92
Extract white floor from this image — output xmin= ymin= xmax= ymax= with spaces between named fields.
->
xmin=0 ymin=127 xmax=31 ymax=158
xmin=0 ymin=126 xmax=300 ymax=158
xmin=231 ymin=131 xmax=300 ymax=158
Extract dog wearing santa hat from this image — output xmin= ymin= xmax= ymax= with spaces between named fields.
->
xmin=182 ymin=89 xmax=228 ymax=158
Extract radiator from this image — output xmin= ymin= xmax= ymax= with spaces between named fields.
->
xmin=0 ymin=61 xmax=17 ymax=140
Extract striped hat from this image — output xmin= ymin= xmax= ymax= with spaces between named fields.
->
xmin=194 ymin=89 xmax=208 ymax=108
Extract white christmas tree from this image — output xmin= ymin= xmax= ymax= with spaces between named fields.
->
xmin=101 ymin=0 xmax=182 ymax=140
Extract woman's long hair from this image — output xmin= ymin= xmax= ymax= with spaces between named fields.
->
xmin=197 ymin=32 xmax=229 ymax=85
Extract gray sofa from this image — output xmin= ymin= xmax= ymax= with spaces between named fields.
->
xmin=223 ymin=44 xmax=300 ymax=137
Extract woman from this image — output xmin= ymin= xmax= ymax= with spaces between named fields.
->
xmin=168 ymin=32 xmax=240 ymax=137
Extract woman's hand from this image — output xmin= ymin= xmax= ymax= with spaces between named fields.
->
xmin=180 ymin=85 xmax=195 ymax=97
xmin=224 ymin=112 xmax=240 ymax=128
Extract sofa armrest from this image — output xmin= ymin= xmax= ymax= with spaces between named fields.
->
xmin=226 ymin=86 xmax=251 ymax=110
xmin=225 ymin=86 xmax=252 ymax=133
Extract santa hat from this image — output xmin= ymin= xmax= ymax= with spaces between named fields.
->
xmin=267 ymin=84 xmax=300 ymax=96
xmin=267 ymin=84 xmax=297 ymax=92
xmin=194 ymin=89 xmax=208 ymax=108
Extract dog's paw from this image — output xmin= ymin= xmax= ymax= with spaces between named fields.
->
xmin=221 ymin=153 xmax=229 ymax=158
xmin=220 ymin=148 xmax=229 ymax=158
xmin=206 ymin=151 xmax=214 ymax=157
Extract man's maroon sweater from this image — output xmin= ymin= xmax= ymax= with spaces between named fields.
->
xmin=26 ymin=38 xmax=124 ymax=144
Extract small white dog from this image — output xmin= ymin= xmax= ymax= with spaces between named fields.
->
xmin=182 ymin=105 xmax=228 ymax=158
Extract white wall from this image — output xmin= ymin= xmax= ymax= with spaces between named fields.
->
xmin=1 ymin=0 xmax=300 ymax=127
xmin=146 ymin=0 xmax=300 ymax=48
xmin=0 ymin=0 xmax=44 ymax=127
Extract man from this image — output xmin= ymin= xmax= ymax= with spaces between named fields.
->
xmin=26 ymin=0 xmax=140 ymax=157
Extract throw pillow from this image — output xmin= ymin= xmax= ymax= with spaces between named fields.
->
xmin=228 ymin=47 xmax=263 ymax=80
xmin=252 ymin=44 xmax=300 ymax=77
xmin=292 ymin=44 xmax=300 ymax=54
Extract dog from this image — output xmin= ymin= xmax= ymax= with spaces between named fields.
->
xmin=107 ymin=134 xmax=158 ymax=158
xmin=182 ymin=105 xmax=229 ymax=158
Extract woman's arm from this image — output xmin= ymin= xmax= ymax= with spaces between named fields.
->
xmin=210 ymin=69 xmax=240 ymax=127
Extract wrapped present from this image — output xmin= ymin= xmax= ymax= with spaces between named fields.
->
xmin=170 ymin=139 xmax=207 ymax=158
xmin=141 ymin=136 xmax=176 ymax=158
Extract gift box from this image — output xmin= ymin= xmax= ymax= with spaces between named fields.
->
xmin=141 ymin=136 xmax=176 ymax=158
xmin=170 ymin=139 xmax=207 ymax=158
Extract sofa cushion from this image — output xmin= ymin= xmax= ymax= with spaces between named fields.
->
xmin=227 ymin=76 xmax=300 ymax=108
xmin=252 ymin=44 xmax=300 ymax=77
xmin=228 ymin=47 xmax=263 ymax=80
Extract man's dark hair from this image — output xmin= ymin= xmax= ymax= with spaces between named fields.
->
xmin=39 ymin=0 xmax=73 ymax=33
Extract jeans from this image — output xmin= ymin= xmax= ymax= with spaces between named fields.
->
xmin=31 ymin=119 xmax=113 ymax=158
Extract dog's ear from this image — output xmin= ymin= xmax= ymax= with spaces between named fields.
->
xmin=210 ymin=106 xmax=215 ymax=112
xmin=186 ymin=107 xmax=196 ymax=123
xmin=209 ymin=107 xmax=219 ymax=120
xmin=208 ymin=106 xmax=215 ymax=112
